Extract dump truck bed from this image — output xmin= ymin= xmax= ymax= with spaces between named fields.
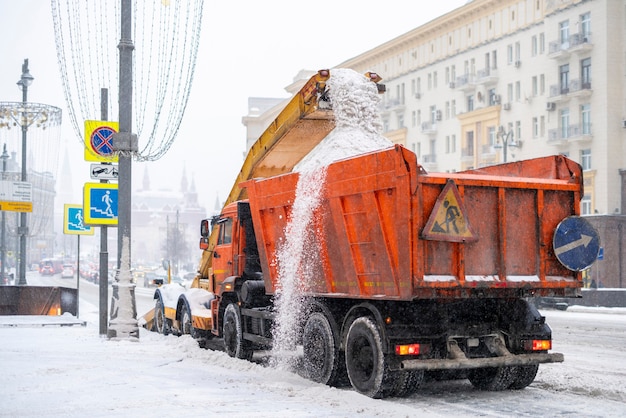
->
xmin=244 ymin=145 xmax=583 ymax=300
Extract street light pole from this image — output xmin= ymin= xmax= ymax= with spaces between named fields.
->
xmin=1 ymin=144 xmax=8 ymax=285
xmin=16 ymin=59 xmax=34 ymax=286
xmin=496 ymin=125 xmax=518 ymax=163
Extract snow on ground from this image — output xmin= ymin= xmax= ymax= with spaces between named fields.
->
xmin=0 ymin=299 xmax=432 ymax=418
xmin=1 ymin=302 xmax=625 ymax=417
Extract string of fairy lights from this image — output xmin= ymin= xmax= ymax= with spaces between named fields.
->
xmin=51 ymin=0 xmax=204 ymax=161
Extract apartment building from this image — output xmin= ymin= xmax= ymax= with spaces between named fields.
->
xmin=339 ymin=0 xmax=625 ymax=217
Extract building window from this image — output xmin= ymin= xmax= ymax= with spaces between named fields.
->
xmin=533 ymin=117 xmax=539 ymax=138
xmin=581 ymin=58 xmax=591 ymax=88
xmin=492 ymin=50 xmax=497 ymax=69
xmin=488 ymin=88 xmax=497 ymax=105
xmin=581 ymin=194 xmax=592 ymax=215
xmin=539 ymin=33 xmax=545 ymax=53
xmin=428 ymin=73 xmax=432 ymax=90
xmin=446 ymin=135 xmax=450 ymax=153
xmin=488 ymin=126 xmax=496 ymax=146
xmin=451 ymin=100 xmax=456 ymax=117
xmin=532 ymin=35 xmax=538 ymax=56
xmin=559 ymin=20 xmax=570 ymax=47
xmin=540 ymin=74 xmax=545 ymax=94
xmin=397 ymin=114 xmax=404 ymax=129
xmin=430 ymin=106 xmax=437 ymax=123
xmin=580 ymin=12 xmax=591 ymax=37
xmin=515 ymin=42 xmax=521 ymax=61
xmin=532 ymin=76 xmax=538 ymax=96
xmin=515 ymin=121 xmax=521 ymax=141
xmin=560 ymin=108 xmax=570 ymax=138
xmin=581 ymin=149 xmax=591 ymax=170
xmin=411 ymin=110 xmax=417 ymax=127
xmin=515 ymin=81 xmax=521 ymax=101
xmin=467 ymin=95 xmax=474 ymax=112
xmin=540 ymin=116 xmax=545 ymax=136
xmin=507 ymin=83 xmax=513 ymax=103
xmin=433 ymin=71 xmax=438 ymax=88
xmin=559 ymin=64 xmax=569 ymax=94
xmin=445 ymin=101 xmax=450 ymax=119
xmin=581 ymin=104 xmax=591 ymax=135
xmin=451 ymin=134 xmax=456 ymax=153
xmin=507 ymin=44 xmax=513 ymax=64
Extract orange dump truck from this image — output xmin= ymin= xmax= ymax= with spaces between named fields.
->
xmin=147 ymin=69 xmax=599 ymax=398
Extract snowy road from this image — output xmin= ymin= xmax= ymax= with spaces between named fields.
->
xmin=5 ymin=276 xmax=626 ymax=417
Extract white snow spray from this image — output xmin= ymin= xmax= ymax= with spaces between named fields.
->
xmin=270 ymin=68 xmax=393 ymax=370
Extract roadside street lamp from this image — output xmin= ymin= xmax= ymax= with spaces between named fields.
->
xmin=0 ymin=59 xmax=61 ymax=285
xmin=16 ymin=60 xmax=34 ymax=286
xmin=494 ymin=125 xmax=519 ymax=163
xmin=1 ymin=144 xmax=8 ymax=285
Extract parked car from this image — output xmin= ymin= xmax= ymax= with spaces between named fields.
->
xmin=61 ymin=264 xmax=75 ymax=279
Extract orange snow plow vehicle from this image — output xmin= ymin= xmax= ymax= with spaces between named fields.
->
xmin=143 ymin=69 xmax=598 ymax=398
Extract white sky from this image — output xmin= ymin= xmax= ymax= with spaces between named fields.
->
xmin=0 ymin=0 xmax=467 ymax=212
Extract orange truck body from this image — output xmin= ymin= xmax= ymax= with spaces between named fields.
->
xmin=244 ymin=145 xmax=583 ymax=301
xmin=147 ymin=69 xmax=597 ymax=398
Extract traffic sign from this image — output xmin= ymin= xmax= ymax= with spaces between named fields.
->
xmin=63 ymin=204 xmax=95 ymax=235
xmin=421 ymin=180 xmax=477 ymax=242
xmin=83 ymin=183 xmax=118 ymax=226
xmin=553 ymin=216 xmax=600 ymax=271
xmin=84 ymin=120 xmax=119 ymax=162
xmin=90 ymin=163 xmax=118 ymax=180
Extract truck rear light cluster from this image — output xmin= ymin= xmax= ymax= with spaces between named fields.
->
xmin=395 ymin=343 xmax=430 ymax=356
xmin=524 ymin=339 xmax=552 ymax=351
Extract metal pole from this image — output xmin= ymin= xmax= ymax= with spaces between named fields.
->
xmin=17 ymin=59 xmax=32 ymax=286
xmin=99 ymin=88 xmax=109 ymax=336
xmin=76 ymin=235 xmax=80 ymax=318
xmin=1 ymin=144 xmax=8 ymax=285
xmin=108 ymin=0 xmax=138 ymax=340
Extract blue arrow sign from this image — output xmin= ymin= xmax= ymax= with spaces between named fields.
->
xmin=553 ymin=216 xmax=600 ymax=271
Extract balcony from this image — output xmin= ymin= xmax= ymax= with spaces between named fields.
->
xmin=454 ymin=74 xmax=477 ymax=92
xmin=380 ymin=98 xmax=406 ymax=115
xmin=549 ymin=79 xmax=592 ymax=102
xmin=420 ymin=121 xmax=438 ymax=135
xmin=476 ymin=68 xmax=498 ymax=86
xmin=548 ymin=33 xmax=593 ymax=60
xmin=421 ymin=154 xmax=438 ymax=171
xmin=568 ymin=78 xmax=592 ymax=99
xmin=547 ymin=124 xmax=593 ymax=145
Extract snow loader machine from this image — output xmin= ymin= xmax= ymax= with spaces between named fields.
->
xmin=144 ymin=69 xmax=598 ymax=398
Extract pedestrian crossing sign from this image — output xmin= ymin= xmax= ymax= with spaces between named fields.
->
xmin=83 ymin=183 xmax=118 ymax=226
xmin=421 ymin=180 xmax=477 ymax=242
xmin=63 ymin=204 xmax=95 ymax=235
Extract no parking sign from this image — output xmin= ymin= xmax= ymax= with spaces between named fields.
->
xmin=84 ymin=120 xmax=119 ymax=162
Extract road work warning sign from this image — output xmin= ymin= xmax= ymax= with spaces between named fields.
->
xmin=421 ymin=180 xmax=477 ymax=242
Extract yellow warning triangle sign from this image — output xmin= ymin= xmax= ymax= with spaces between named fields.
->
xmin=422 ymin=180 xmax=477 ymax=242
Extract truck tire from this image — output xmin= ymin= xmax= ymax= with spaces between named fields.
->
xmin=345 ymin=317 xmax=396 ymax=399
xmin=223 ymin=303 xmax=253 ymax=360
xmin=303 ymin=312 xmax=345 ymax=386
xmin=181 ymin=303 xmax=198 ymax=339
xmin=154 ymin=297 xmax=170 ymax=335
xmin=509 ymin=364 xmax=539 ymax=390
xmin=467 ymin=366 xmax=517 ymax=391
xmin=392 ymin=369 xmax=424 ymax=397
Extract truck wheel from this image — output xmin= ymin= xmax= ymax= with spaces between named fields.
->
xmin=467 ymin=366 xmax=517 ymax=391
xmin=181 ymin=304 xmax=198 ymax=339
xmin=223 ymin=304 xmax=253 ymax=360
xmin=392 ymin=369 xmax=424 ymax=397
xmin=509 ymin=364 xmax=539 ymax=389
xmin=345 ymin=317 xmax=395 ymax=398
xmin=303 ymin=312 xmax=345 ymax=386
xmin=154 ymin=297 xmax=170 ymax=335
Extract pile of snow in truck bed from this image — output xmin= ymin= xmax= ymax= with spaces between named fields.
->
xmin=272 ymin=69 xmax=392 ymax=369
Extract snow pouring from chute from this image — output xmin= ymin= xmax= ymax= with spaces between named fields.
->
xmin=270 ymin=68 xmax=392 ymax=370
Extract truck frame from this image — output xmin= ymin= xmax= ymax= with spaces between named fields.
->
xmin=145 ymin=69 xmax=596 ymax=398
